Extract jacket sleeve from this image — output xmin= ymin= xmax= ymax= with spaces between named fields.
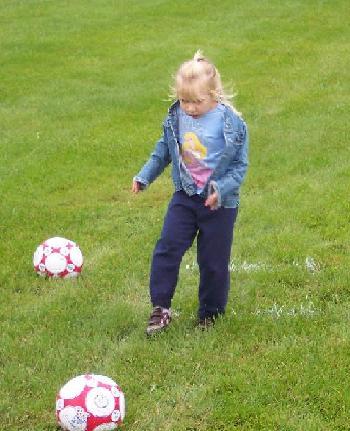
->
xmin=134 ymin=133 xmax=171 ymax=189
xmin=209 ymin=121 xmax=249 ymax=208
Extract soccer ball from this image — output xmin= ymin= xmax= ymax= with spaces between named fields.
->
xmin=56 ymin=374 xmax=125 ymax=431
xmin=33 ymin=236 xmax=83 ymax=278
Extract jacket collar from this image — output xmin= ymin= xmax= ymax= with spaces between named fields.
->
xmin=167 ymin=100 xmax=238 ymax=134
xmin=168 ymin=99 xmax=180 ymax=115
xmin=168 ymin=99 xmax=233 ymax=118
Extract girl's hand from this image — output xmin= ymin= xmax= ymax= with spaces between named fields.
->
xmin=132 ymin=180 xmax=141 ymax=193
xmin=205 ymin=192 xmax=218 ymax=210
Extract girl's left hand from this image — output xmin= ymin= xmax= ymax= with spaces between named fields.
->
xmin=205 ymin=192 xmax=218 ymax=210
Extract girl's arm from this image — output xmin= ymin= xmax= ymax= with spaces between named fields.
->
xmin=209 ymin=122 xmax=249 ymax=208
xmin=133 ymin=133 xmax=171 ymax=190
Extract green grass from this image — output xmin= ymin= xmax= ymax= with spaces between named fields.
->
xmin=1 ymin=0 xmax=350 ymax=429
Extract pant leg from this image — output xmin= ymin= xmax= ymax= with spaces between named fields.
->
xmin=150 ymin=192 xmax=198 ymax=308
xmin=196 ymin=204 xmax=238 ymax=319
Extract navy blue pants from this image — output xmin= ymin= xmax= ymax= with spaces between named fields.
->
xmin=150 ymin=191 xmax=238 ymax=319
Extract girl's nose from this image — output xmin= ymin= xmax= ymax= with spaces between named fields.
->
xmin=187 ymin=105 xmax=196 ymax=113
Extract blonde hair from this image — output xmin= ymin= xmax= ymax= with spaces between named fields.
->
xmin=171 ymin=50 xmax=241 ymax=116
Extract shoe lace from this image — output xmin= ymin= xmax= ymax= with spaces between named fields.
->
xmin=149 ymin=307 xmax=164 ymax=325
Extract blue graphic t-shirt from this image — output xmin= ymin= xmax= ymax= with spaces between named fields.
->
xmin=178 ymin=103 xmax=226 ymax=193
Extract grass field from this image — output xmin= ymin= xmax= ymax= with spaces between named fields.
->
xmin=1 ymin=0 xmax=350 ymax=429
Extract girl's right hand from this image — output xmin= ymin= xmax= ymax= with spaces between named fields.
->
xmin=132 ymin=180 xmax=141 ymax=193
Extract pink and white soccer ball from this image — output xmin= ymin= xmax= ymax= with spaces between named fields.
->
xmin=33 ymin=236 xmax=83 ymax=278
xmin=56 ymin=374 xmax=125 ymax=431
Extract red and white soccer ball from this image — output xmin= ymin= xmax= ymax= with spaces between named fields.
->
xmin=56 ymin=374 xmax=125 ymax=431
xmin=33 ymin=236 xmax=83 ymax=278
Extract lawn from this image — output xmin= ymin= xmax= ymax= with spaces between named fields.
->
xmin=1 ymin=0 xmax=349 ymax=430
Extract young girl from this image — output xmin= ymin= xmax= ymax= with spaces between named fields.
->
xmin=132 ymin=51 xmax=248 ymax=335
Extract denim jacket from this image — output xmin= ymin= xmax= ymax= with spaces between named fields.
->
xmin=134 ymin=100 xmax=249 ymax=208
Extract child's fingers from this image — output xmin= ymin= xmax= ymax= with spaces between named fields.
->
xmin=205 ymin=198 xmax=214 ymax=209
xmin=205 ymin=192 xmax=218 ymax=210
xmin=132 ymin=181 xmax=140 ymax=193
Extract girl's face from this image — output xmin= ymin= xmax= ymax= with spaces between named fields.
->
xmin=179 ymin=95 xmax=217 ymax=119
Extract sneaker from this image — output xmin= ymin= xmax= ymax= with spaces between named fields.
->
xmin=197 ymin=316 xmax=216 ymax=330
xmin=146 ymin=306 xmax=172 ymax=336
